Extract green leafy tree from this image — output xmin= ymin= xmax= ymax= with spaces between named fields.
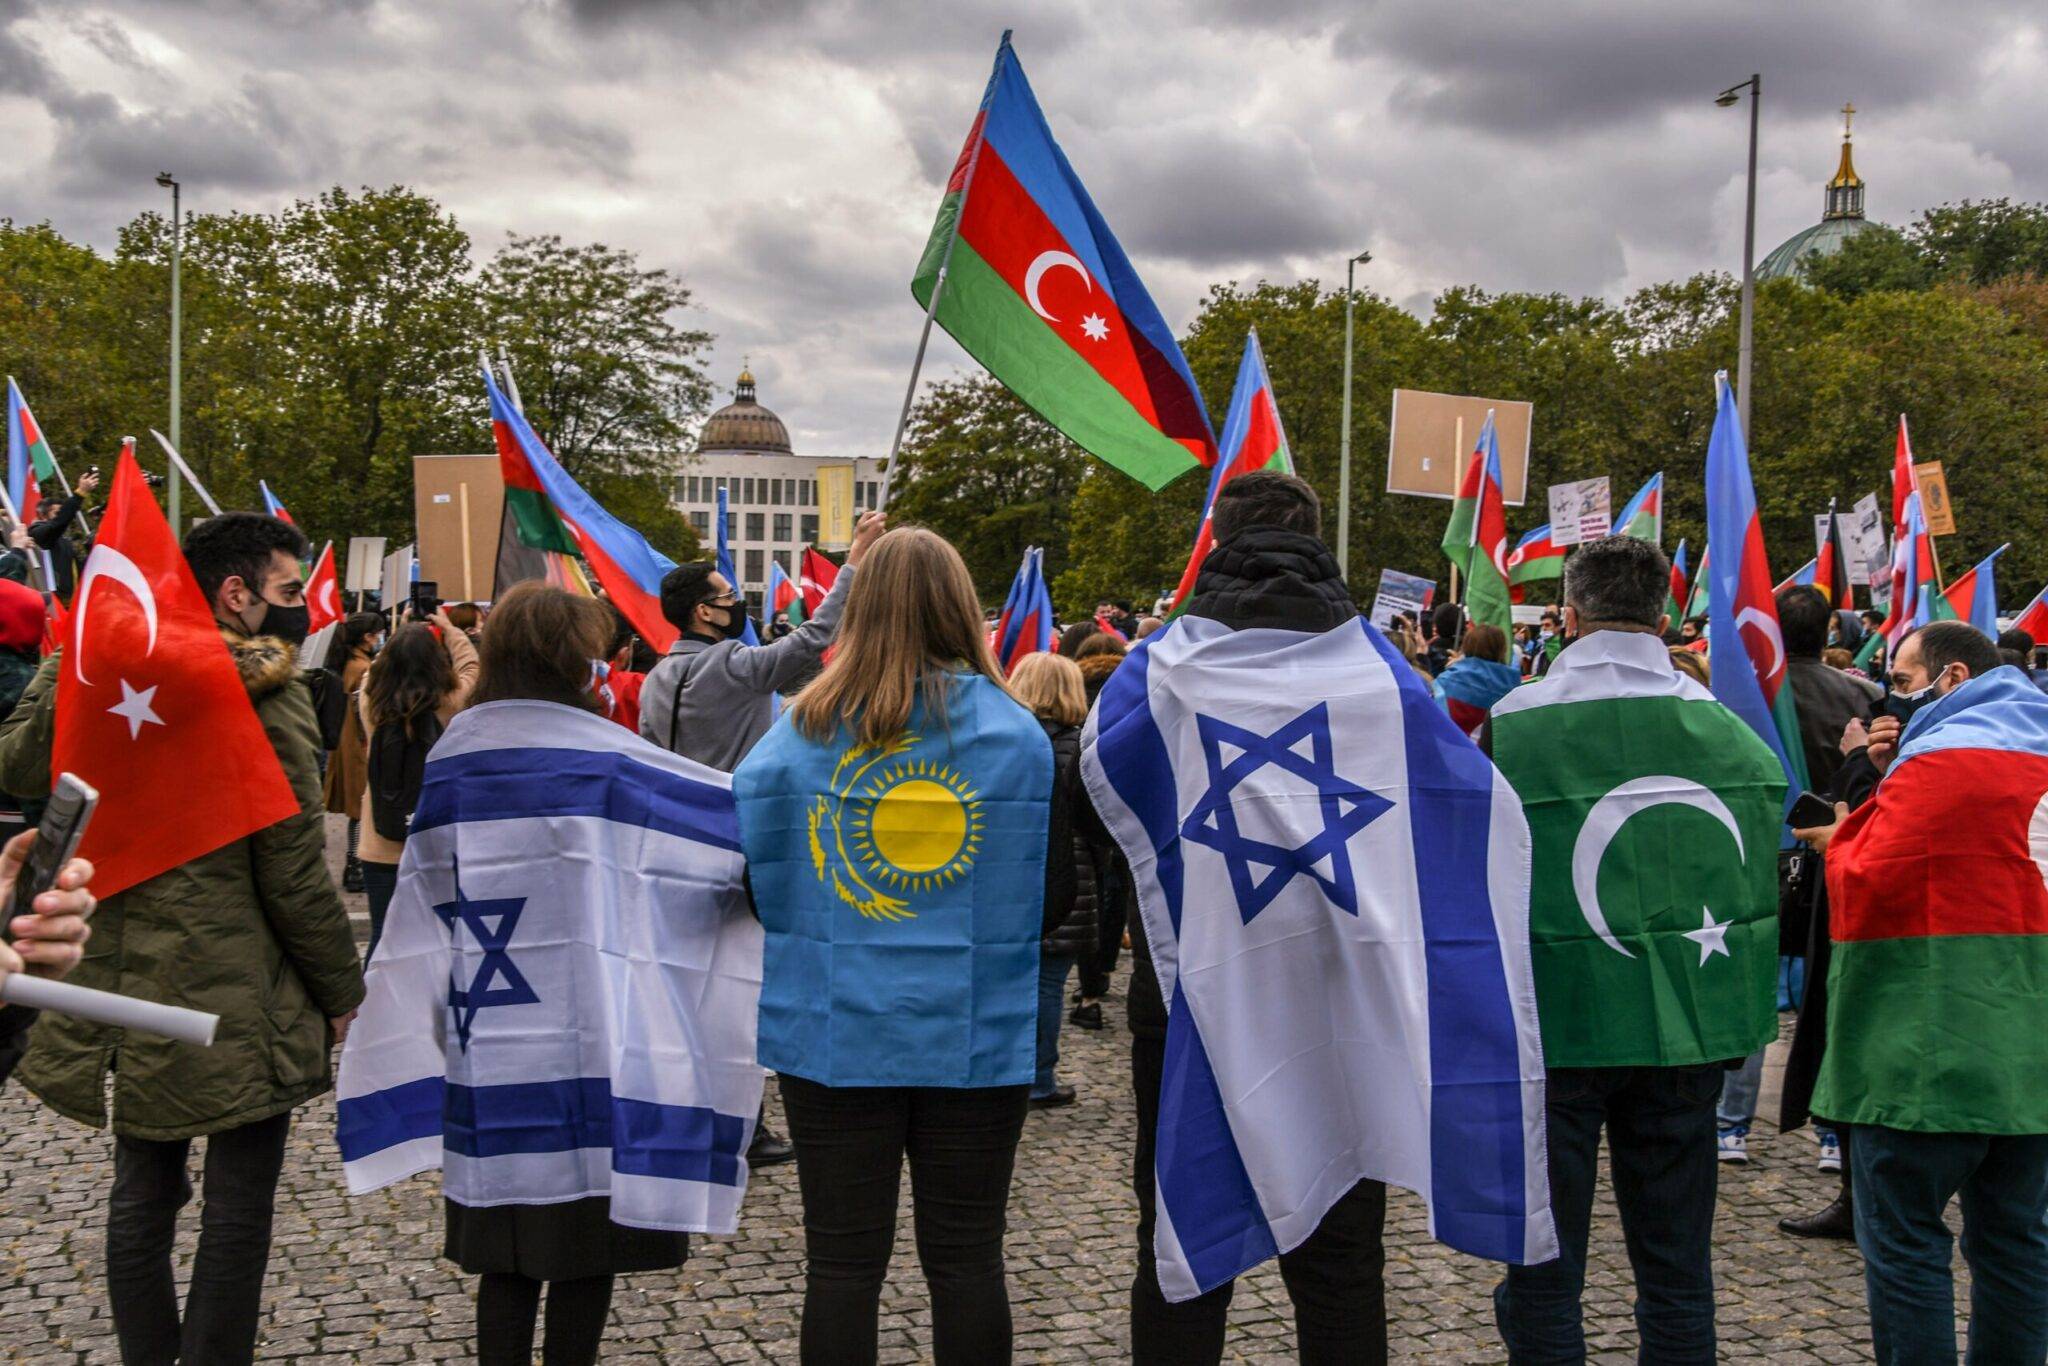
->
xmin=1808 ymin=199 xmax=2048 ymax=298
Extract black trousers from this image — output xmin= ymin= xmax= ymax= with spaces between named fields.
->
xmin=778 ymin=1074 xmax=1028 ymax=1365
xmin=475 ymin=1271 xmax=615 ymax=1366
xmin=106 ymin=1110 xmax=293 ymax=1366
xmin=1129 ymin=1033 xmax=1388 ymax=1364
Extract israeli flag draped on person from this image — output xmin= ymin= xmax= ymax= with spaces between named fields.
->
xmin=1082 ymin=614 xmax=1556 ymax=1302
xmin=335 ymin=700 xmax=765 ymax=1234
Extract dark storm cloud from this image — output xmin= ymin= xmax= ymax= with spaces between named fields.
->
xmin=1095 ymin=122 xmax=1355 ymax=267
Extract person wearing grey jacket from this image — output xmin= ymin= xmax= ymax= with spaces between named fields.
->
xmin=639 ymin=512 xmax=883 ymax=769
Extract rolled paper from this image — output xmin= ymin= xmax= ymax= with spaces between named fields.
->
xmin=0 ymin=974 xmax=219 ymax=1046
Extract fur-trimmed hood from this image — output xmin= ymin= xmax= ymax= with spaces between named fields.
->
xmin=223 ymin=631 xmax=300 ymax=700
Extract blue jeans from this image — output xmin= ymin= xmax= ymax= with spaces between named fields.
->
xmin=1777 ymin=955 xmax=1805 ymax=1010
xmin=1032 ymin=954 xmax=1074 ymax=1098
xmin=1495 ymin=1064 xmax=1722 ymax=1363
xmin=1850 ymin=1124 xmax=2048 ymax=1365
xmin=1718 ymin=1050 xmax=1764 ymax=1127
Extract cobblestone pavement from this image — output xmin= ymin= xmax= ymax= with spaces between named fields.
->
xmin=1 ymin=819 xmax=1969 ymax=1362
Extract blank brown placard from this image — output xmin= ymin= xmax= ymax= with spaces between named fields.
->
xmin=412 ymin=453 xmax=507 ymax=603
xmin=1385 ymin=388 xmax=1533 ymax=505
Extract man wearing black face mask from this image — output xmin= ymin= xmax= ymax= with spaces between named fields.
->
xmin=0 ymin=510 xmax=361 ymax=1363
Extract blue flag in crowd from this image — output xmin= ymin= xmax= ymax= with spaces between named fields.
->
xmin=1082 ymin=615 xmax=1557 ymax=1302
xmin=733 ymin=674 xmax=1051 ymax=1087
xmin=714 ymin=486 xmax=762 ymax=646
xmin=335 ymin=701 xmax=765 ymax=1233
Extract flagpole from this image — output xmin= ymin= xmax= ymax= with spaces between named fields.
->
xmin=877 ymin=31 xmax=1008 ymax=513
xmin=148 ymin=429 xmax=222 ymax=516
xmin=7 ymin=376 xmax=92 ymax=538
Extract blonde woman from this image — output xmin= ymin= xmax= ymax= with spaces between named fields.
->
xmin=1006 ymin=652 xmax=1106 ymax=1107
xmin=733 ymin=528 xmax=1053 ymax=1365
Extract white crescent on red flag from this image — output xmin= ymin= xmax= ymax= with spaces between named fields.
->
xmin=306 ymin=541 xmax=343 ymax=633
xmin=54 ymin=450 xmax=299 ymax=896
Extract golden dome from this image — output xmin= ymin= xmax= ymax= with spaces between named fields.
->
xmin=696 ymin=366 xmax=792 ymax=454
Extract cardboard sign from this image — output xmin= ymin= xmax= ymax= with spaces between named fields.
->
xmin=1368 ymin=567 xmax=1437 ymax=631
xmin=1385 ymin=389 xmax=1533 ymax=505
xmin=412 ymin=454 xmax=506 ymax=603
xmin=344 ymin=537 xmax=387 ymax=595
xmin=1913 ymin=461 xmax=1955 ymax=535
xmin=1546 ymin=477 xmax=1612 ymax=547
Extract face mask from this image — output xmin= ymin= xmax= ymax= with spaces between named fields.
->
xmin=715 ymin=603 xmax=748 ymax=641
xmin=1884 ymin=680 xmax=1938 ymax=723
xmin=242 ymin=597 xmax=310 ymax=647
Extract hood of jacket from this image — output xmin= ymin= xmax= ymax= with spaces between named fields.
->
xmin=224 ymin=631 xmax=300 ymax=700
xmin=1182 ymin=526 xmax=1356 ymax=634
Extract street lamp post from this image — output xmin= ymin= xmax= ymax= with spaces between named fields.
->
xmin=1335 ymin=249 xmax=1372 ymax=582
xmin=1716 ymin=74 xmax=1760 ymax=438
xmin=155 ymin=172 xmax=182 ymax=532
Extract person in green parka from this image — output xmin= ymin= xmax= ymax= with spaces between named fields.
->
xmin=0 ymin=511 xmax=363 ymax=1366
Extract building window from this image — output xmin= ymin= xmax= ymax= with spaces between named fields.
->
xmin=714 ymin=475 xmax=728 ymax=495
xmin=782 ymin=478 xmax=797 ymax=504
xmin=801 ymin=514 xmax=818 ymax=544
xmin=769 ymin=479 xmax=782 ymax=506
xmin=866 ymin=480 xmax=880 ymax=508
xmin=744 ymin=549 xmax=765 ymax=586
xmin=800 ymin=479 xmax=814 ymax=505
xmin=689 ymin=511 xmax=709 ymax=536
xmin=773 ymin=513 xmax=792 ymax=542
xmin=745 ymin=512 xmax=765 ymax=541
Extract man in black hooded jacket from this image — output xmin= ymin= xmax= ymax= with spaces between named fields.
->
xmin=1120 ymin=470 xmax=1388 ymax=1365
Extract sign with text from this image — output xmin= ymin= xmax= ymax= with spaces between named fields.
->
xmin=1368 ymin=567 xmax=1437 ymax=631
xmin=1913 ymin=461 xmax=1956 ymax=535
xmin=1546 ymin=477 xmax=1612 ymax=547
xmin=816 ymin=463 xmax=856 ymax=549
xmin=1850 ymin=493 xmax=1888 ymax=606
xmin=1385 ymin=389 xmax=1532 ymax=505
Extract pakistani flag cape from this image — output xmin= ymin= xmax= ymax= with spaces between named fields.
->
xmin=733 ymin=673 xmax=1052 ymax=1088
xmin=334 ymin=701 xmax=765 ymax=1233
xmin=1813 ymin=667 xmax=2048 ymax=1134
xmin=1489 ymin=630 xmax=1786 ymax=1068
xmin=1084 ymin=613 xmax=1555 ymax=1301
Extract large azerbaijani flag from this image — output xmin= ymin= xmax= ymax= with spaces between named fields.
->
xmin=5 ymin=377 xmax=58 ymax=520
xmin=483 ymin=364 xmax=679 ymax=651
xmin=1166 ymin=330 xmax=1292 ymax=610
xmin=1940 ymin=545 xmax=2005 ymax=638
xmin=1615 ymin=472 xmax=1663 ymax=545
xmin=1506 ymin=525 xmax=1565 ymax=601
xmin=912 ymin=34 xmax=1217 ymax=491
xmin=1439 ymin=411 xmax=1513 ymax=637
xmin=1813 ymin=668 xmax=2048 ymax=1135
xmin=1704 ymin=373 xmax=1809 ymax=813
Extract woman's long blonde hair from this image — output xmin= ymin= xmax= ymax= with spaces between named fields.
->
xmin=1007 ymin=652 xmax=1086 ymax=727
xmin=788 ymin=527 xmax=1005 ymax=747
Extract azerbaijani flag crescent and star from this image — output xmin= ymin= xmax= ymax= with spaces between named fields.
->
xmin=1167 ymin=330 xmax=1292 ymax=611
xmin=1439 ymin=410 xmax=1513 ymax=638
xmin=1704 ymin=373 xmax=1809 ymax=812
xmin=483 ymin=364 xmax=680 ymax=651
xmin=913 ymin=33 xmax=1217 ymax=491
xmin=1506 ymin=524 xmax=1565 ymax=604
xmin=6 ymin=377 xmax=58 ymax=520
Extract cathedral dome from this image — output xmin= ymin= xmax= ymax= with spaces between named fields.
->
xmin=1757 ymin=103 xmax=1880 ymax=283
xmin=697 ymin=366 xmax=793 ymax=454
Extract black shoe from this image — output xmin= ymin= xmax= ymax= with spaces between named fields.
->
xmin=747 ymin=1128 xmax=795 ymax=1167
xmin=1029 ymin=1084 xmax=1077 ymax=1109
xmin=1069 ymin=1002 xmax=1104 ymax=1031
xmin=1778 ymin=1193 xmax=1855 ymax=1240
xmin=341 ymin=856 xmax=364 ymax=894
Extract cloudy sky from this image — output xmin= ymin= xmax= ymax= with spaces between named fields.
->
xmin=3 ymin=0 xmax=2044 ymax=457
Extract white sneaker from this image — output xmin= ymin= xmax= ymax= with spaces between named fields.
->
xmin=1817 ymin=1131 xmax=1842 ymax=1172
xmin=1717 ymin=1124 xmax=1750 ymax=1164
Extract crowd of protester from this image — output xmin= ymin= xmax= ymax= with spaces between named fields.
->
xmin=1 ymin=474 xmax=2045 ymax=1366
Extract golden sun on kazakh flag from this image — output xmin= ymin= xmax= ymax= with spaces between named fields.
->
xmin=849 ymin=759 xmax=985 ymax=894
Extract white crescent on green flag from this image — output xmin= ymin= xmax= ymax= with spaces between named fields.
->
xmin=1489 ymin=630 xmax=1785 ymax=1068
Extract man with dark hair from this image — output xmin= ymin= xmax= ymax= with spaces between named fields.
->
xmin=1681 ymin=615 xmax=1707 ymax=645
xmin=1791 ymin=617 xmax=2048 ymax=1365
xmin=0 ymin=509 xmax=361 ymax=1363
xmin=25 ymin=468 xmax=99 ymax=597
xmin=1996 ymin=627 xmax=2048 ymax=690
xmin=1490 ymin=534 xmax=1784 ymax=1361
xmin=1118 ymin=464 xmax=1390 ymax=1362
xmin=1427 ymin=602 xmax=1464 ymax=677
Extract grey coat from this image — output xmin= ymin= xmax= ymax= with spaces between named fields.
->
xmin=639 ymin=565 xmax=855 ymax=772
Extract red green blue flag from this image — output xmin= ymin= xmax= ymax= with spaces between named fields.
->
xmin=1941 ymin=545 xmax=2006 ymax=638
xmin=1876 ymin=417 xmax=1936 ymax=645
xmin=2013 ymin=583 xmax=2048 ymax=644
xmin=483 ymin=363 xmax=679 ymax=651
xmin=913 ymin=34 xmax=1217 ymax=491
xmin=1166 ymin=330 xmax=1291 ymax=610
xmin=258 ymin=480 xmax=295 ymax=526
xmin=1667 ymin=539 xmax=1689 ymax=622
xmin=5 ymin=377 xmax=57 ymax=520
xmin=1506 ymin=524 xmax=1565 ymax=602
xmin=1615 ymin=472 xmax=1662 ymax=544
xmin=1439 ymin=411 xmax=1513 ymax=637
xmin=992 ymin=546 xmax=1053 ymax=674
xmin=764 ymin=559 xmax=800 ymax=630
xmin=1774 ymin=558 xmax=1817 ymax=593
xmin=1685 ymin=546 xmax=1711 ymax=620
xmin=1704 ymin=373 xmax=1810 ymax=814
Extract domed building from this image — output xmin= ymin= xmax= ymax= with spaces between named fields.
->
xmin=1757 ymin=104 xmax=1882 ymax=282
xmin=673 ymin=365 xmax=885 ymax=599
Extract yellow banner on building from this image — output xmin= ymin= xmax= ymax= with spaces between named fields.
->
xmin=817 ymin=463 xmax=856 ymax=548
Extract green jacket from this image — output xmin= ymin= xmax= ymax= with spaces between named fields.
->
xmin=0 ymin=634 xmax=366 ymax=1140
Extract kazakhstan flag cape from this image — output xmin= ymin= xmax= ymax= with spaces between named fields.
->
xmin=335 ymin=701 xmax=764 ymax=1234
xmin=734 ymin=673 xmax=1051 ymax=1088
xmin=1084 ymin=614 xmax=1556 ymax=1302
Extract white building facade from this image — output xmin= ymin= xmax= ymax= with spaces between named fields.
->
xmin=672 ymin=368 xmax=885 ymax=601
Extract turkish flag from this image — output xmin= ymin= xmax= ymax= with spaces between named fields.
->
xmin=54 ymin=450 xmax=300 ymax=897
xmin=306 ymin=541 xmax=343 ymax=633
xmin=799 ymin=547 xmax=839 ymax=616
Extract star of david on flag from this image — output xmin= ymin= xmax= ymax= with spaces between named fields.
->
xmin=1083 ymin=613 xmax=1555 ymax=1302
xmin=1181 ymin=704 xmax=1392 ymax=922
xmin=433 ymin=880 xmax=538 ymax=1050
